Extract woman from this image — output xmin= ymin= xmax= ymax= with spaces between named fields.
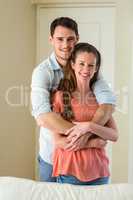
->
xmin=52 ymin=43 xmax=118 ymax=185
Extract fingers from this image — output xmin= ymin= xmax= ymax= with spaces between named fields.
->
xmin=67 ymin=129 xmax=80 ymax=140
xmin=67 ymin=128 xmax=81 ymax=140
xmin=66 ymin=136 xmax=78 ymax=146
xmin=68 ymin=145 xmax=78 ymax=151
xmin=72 ymin=121 xmax=80 ymax=125
xmin=67 ymin=136 xmax=74 ymax=142
xmin=67 ymin=133 xmax=77 ymax=140
xmin=64 ymin=138 xmax=79 ymax=150
xmin=65 ymin=144 xmax=78 ymax=151
xmin=64 ymin=143 xmax=73 ymax=150
xmin=64 ymin=127 xmax=74 ymax=135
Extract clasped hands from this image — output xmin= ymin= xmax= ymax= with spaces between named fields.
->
xmin=59 ymin=122 xmax=93 ymax=151
xmin=58 ymin=121 xmax=107 ymax=151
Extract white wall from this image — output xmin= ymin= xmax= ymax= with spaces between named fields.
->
xmin=0 ymin=0 xmax=36 ymax=179
xmin=112 ymin=0 xmax=133 ymax=183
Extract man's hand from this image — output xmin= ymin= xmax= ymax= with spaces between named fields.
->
xmin=64 ymin=134 xmax=90 ymax=151
xmin=53 ymin=134 xmax=69 ymax=149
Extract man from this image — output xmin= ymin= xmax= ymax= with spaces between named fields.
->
xmin=31 ymin=17 xmax=116 ymax=182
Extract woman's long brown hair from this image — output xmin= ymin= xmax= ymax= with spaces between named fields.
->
xmin=57 ymin=43 xmax=101 ymax=121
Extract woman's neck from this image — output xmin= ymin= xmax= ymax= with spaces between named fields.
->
xmin=72 ymin=81 xmax=91 ymax=104
xmin=76 ymin=80 xmax=91 ymax=95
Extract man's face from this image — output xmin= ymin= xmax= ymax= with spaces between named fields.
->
xmin=50 ymin=26 xmax=78 ymax=64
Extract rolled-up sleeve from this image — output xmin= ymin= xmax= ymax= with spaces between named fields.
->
xmin=93 ymin=78 xmax=116 ymax=105
xmin=31 ymin=65 xmax=52 ymax=118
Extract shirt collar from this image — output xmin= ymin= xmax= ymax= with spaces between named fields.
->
xmin=49 ymin=52 xmax=62 ymax=70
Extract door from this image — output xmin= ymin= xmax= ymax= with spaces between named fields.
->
xmin=36 ymin=3 xmax=115 ymax=180
xmin=38 ymin=5 xmax=115 ymax=87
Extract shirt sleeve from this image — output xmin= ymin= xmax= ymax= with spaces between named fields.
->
xmin=93 ymin=76 xmax=116 ymax=105
xmin=31 ymin=65 xmax=53 ymax=118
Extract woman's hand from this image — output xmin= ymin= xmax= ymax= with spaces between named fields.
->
xmin=65 ymin=121 xmax=92 ymax=142
xmin=64 ymin=134 xmax=91 ymax=151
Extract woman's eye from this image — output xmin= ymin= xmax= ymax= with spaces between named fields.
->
xmin=79 ymin=62 xmax=84 ymax=66
xmin=88 ymin=65 xmax=95 ymax=68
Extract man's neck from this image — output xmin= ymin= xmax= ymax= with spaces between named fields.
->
xmin=56 ymin=56 xmax=67 ymax=68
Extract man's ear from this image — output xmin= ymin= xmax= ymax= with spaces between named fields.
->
xmin=76 ymin=35 xmax=79 ymax=42
xmin=49 ymin=36 xmax=53 ymax=44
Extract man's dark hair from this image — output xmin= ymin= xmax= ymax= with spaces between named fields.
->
xmin=50 ymin=17 xmax=79 ymax=37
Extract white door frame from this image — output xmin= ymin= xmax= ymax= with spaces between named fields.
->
xmin=128 ymin=25 xmax=133 ymax=183
xmin=32 ymin=0 xmax=115 ymax=7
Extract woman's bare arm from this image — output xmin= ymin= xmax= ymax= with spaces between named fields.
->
xmin=89 ymin=116 xmax=118 ymax=142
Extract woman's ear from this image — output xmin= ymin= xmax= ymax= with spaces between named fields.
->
xmin=94 ymin=65 xmax=98 ymax=72
xmin=94 ymin=68 xmax=97 ymax=73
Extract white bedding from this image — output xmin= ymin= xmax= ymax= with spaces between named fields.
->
xmin=0 ymin=177 xmax=133 ymax=200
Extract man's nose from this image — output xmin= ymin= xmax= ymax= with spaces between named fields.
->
xmin=62 ymin=40 xmax=69 ymax=48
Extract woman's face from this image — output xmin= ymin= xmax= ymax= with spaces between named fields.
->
xmin=72 ymin=51 xmax=97 ymax=82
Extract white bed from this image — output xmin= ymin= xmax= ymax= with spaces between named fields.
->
xmin=0 ymin=177 xmax=133 ymax=200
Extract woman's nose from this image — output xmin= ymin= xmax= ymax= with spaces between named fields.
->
xmin=83 ymin=65 xmax=90 ymax=71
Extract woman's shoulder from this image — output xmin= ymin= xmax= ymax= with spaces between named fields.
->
xmin=52 ymin=90 xmax=64 ymax=113
xmin=53 ymin=90 xmax=63 ymax=98
xmin=53 ymin=90 xmax=63 ymax=104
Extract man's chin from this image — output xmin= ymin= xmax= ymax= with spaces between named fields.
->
xmin=60 ymin=55 xmax=70 ymax=61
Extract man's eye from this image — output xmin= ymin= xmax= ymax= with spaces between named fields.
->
xmin=58 ymin=38 xmax=63 ymax=41
xmin=80 ymin=63 xmax=84 ymax=66
xmin=68 ymin=38 xmax=75 ymax=42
